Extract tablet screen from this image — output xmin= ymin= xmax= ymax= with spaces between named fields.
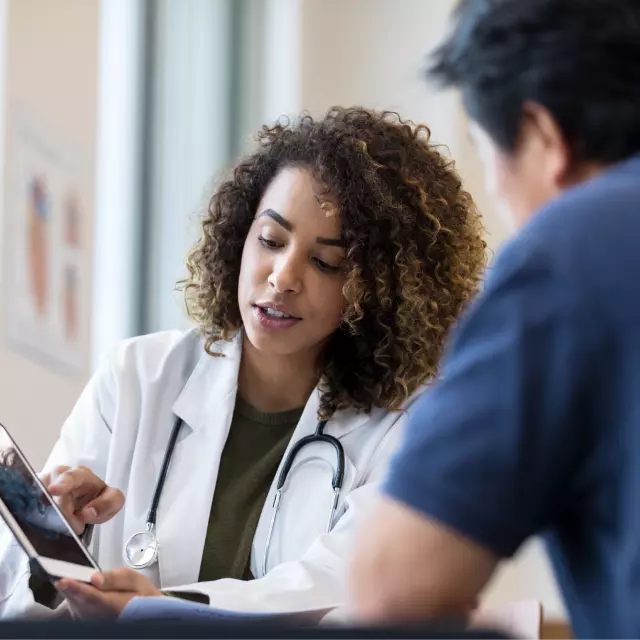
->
xmin=0 ymin=425 xmax=93 ymax=567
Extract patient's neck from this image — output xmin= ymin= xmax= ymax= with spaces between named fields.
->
xmin=238 ymin=337 xmax=319 ymax=413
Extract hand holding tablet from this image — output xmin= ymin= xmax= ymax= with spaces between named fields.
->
xmin=0 ymin=422 xmax=101 ymax=582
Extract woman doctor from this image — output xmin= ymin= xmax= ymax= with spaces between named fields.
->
xmin=0 ymin=107 xmax=486 ymax=619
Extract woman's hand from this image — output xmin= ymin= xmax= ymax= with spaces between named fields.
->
xmin=56 ymin=569 xmax=164 ymax=619
xmin=42 ymin=466 xmax=125 ymax=535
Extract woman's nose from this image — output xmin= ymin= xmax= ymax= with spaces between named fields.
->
xmin=268 ymin=255 xmax=302 ymax=294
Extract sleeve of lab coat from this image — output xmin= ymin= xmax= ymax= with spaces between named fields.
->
xmin=164 ymin=417 xmax=404 ymax=616
xmin=0 ymin=358 xmax=115 ymax=620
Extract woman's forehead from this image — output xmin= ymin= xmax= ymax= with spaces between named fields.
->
xmin=258 ymin=167 xmax=341 ymax=231
xmin=259 ymin=166 xmax=320 ymax=205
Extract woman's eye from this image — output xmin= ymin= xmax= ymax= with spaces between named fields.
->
xmin=258 ymin=236 xmax=281 ymax=249
xmin=313 ymin=258 xmax=340 ymax=274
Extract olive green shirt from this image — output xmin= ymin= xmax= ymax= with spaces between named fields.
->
xmin=197 ymin=398 xmax=302 ymax=582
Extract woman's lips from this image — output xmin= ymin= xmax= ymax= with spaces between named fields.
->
xmin=252 ymin=305 xmax=302 ymax=330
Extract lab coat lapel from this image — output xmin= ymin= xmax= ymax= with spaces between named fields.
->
xmin=151 ymin=333 xmax=242 ymax=589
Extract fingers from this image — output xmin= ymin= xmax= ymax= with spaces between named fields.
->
xmin=43 ymin=467 xmax=92 ymax=534
xmin=48 ymin=466 xmax=103 ymax=497
xmin=44 ymin=466 xmax=123 ymax=529
xmin=38 ymin=470 xmax=55 ymax=488
xmin=56 ymin=579 xmax=119 ymax=620
xmin=90 ymin=568 xmax=161 ymax=597
xmin=81 ymin=487 xmax=125 ymax=524
xmin=57 ymin=494 xmax=86 ymax=535
xmin=57 ymin=578 xmax=96 ymax=597
xmin=91 ymin=567 xmax=141 ymax=592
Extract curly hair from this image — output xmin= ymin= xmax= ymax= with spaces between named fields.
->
xmin=181 ymin=107 xmax=486 ymax=419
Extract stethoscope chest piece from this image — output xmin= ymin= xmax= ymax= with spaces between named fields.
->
xmin=122 ymin=415 xmax=183 ymax=569
xmin=124 ymin=523 xmax=160 ymax=570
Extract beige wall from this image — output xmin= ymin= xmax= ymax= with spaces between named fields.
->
xmin=0 ymin=0 xmax=99 ymax=468
xmin=297 ymin=0 xmax=565 ymax=621
xmin=300 ymin=0 xmax=509 ymax=252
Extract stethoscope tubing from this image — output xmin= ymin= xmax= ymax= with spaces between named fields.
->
xmin=124 ymin=415 xmax=345 ymax=573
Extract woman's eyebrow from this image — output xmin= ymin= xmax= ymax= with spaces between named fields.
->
xmin=316 ymin=237 xmax=343 ymax=247
xmin=258 ymin=207 xmax=343 ymax=246
xmin=258 ymin=208 xmax=292 ymax=231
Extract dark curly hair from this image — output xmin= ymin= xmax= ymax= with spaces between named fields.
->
xmin=181 ymin=107 xmax=486 ymax=419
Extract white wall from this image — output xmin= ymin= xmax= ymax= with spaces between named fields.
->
xmin=290 ymin=0 xmax=565 ymax=621
xmin=92 ymin=0 xmax=145 ymax=368
xmin=0 ymin=0 xmax=99 ymax=468
xmin=144 ymin=0 xmax=232 ymax=334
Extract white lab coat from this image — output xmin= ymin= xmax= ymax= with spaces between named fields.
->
xmin=0 ymin=328 xmax=417 ymax=619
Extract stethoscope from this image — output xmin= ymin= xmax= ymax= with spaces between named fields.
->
xmin=123 ymin=415 xmax=345 ymax=573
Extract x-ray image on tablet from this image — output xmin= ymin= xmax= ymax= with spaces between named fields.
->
xmin=0 ymin=422 xmax=100 ymax=582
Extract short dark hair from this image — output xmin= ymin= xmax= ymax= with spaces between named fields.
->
xmin=428 ymin=0 xmax=640 ymax=163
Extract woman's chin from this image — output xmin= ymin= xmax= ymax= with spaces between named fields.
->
xmin=243 ymin=324 xmax=301 ymax=357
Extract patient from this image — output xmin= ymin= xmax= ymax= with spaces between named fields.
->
xmin=350 ymin=1 xmax=640 ymax=638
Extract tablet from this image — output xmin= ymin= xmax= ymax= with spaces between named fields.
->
xmin=0 ymin=422 xmax=100 ymax=582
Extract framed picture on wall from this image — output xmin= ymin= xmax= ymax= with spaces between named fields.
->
xmin=2 ymin=104 xmax=90 ymax=375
